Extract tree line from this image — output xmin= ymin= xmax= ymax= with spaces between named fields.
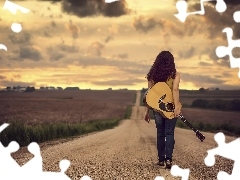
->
xmin=191 ymin=99 xmax=240 ymax=111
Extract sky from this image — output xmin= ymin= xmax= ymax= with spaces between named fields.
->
xmin=0 ymin=0 xmax=240 ymax=90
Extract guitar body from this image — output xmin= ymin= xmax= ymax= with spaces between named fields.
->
xmin=143 ymin=82 xmax=181 ymax=119
xmin=143 ymin=82 xmax=205 ymax=142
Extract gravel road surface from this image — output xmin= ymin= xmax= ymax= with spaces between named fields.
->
xmin=15 ymin=91 xmax=236 ymax=180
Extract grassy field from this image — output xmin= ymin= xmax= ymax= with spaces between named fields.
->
xmin=0 ymin=90 xmax=136 ymax=146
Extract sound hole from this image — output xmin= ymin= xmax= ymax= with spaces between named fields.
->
xmin=166 ymin=103 xmax=174 ymax=111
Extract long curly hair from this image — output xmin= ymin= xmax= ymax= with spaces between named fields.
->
xmin=146 ymin=51 xmax=176 ymax=83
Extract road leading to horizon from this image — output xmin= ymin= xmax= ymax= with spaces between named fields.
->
xmin=17 ymin=91 xmax=236 ymax=180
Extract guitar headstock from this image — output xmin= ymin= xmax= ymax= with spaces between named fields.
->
xmin=196 ymin=131 xmax=205 ymax=142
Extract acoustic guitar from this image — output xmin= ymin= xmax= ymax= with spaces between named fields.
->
xmin=143 ymin=82 xmax=205 ymax=142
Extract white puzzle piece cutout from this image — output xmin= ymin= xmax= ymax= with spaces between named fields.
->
xmin=171 ymin=165 xmax=190 ymax=180
xmin=105 ymin=0 xmax=120 ymax=3
xmin=215 ymin=27 xmax=240 ymax=78
xmin=1 ymin=1 xmax=30 ymax=50
xmin=3 ymin=0 xmax=30 ymax=15
xmin=0 ymin=123 xmax=92 ymax=180
xmin=174 ymin=0 xmax=227 ymax=22
xmin=205 ymin=132 xmax=240 ymax=180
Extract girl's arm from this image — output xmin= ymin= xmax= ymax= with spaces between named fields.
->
xmin=172 ymin=72 xmax=181 ymax=116
xmin=145 ymin=80 xmax=154 ymax=113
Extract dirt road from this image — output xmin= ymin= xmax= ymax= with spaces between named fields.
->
xmin=18 ymin=91 xmax=236 ymax=179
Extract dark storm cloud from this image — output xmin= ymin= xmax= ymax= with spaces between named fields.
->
xmin=60 ymin=0 xmax=130 ymax=17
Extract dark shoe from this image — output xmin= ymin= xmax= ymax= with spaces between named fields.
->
xmin=157 ymin=161 xmax=165 ymax=166
xmin=165 ymin=160 xmax=172 ymax=169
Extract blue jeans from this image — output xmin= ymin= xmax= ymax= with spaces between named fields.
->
xmin=153 ymin=111 xmax=177 ymax=161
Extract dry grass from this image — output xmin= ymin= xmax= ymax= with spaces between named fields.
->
xmin=180 ymin=89 xmax=240 ymax=106
xmin=0 ymin=90 xmax=136 ymax=125
xmin=179 ymin=90 xmax=240 ymax=127
xmin=181 ymin=107 xmax=240 ymax=127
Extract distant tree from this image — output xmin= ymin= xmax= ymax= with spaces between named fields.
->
xmin=141 ymin=88 xmax=147 ymax=93
xmin=25 ymin=86 xmax=35 ymax=92
xmin=6 ymin=86 xmax=11 ymax=91
xmin=215 ymin=88 xmax=220 ymax=90
xmin=57 ymin=87 xmax=63 ymax=90
xmin=64 ymin=87 xmax=80 ymax=90
xmin=40 ymin=87 xmax=45 ymax=90
xmin=199 ymin=87 xmax=206 ymax=93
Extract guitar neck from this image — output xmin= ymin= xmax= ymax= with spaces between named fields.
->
xmin=178 ymin=113 xmax=198 ymax=133
xmin=177 ymin=113 xmax=205 ymax=142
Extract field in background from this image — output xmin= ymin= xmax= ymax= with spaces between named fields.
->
xmin=179 ymin=89 xmax=240 ymax=106
xmin=0 ymin=90 xmax=136 ymax=146
xmin=140 ymin=90 xmax=240 ymax=129
xmin=0 ymin=90 xmax=136 ymax=125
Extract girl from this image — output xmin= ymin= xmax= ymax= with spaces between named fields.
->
xmin=145 ymin=51 xmax=181 ymax=169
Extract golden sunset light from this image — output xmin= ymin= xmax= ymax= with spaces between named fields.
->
xmin=0 ymin=0 xmax=239 ymax=90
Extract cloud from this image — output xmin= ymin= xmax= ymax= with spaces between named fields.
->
xmin=92 ymin=77 xmax=144 ymax=86
xmin=51 ymin=21 xmax=57 ymax=27
xmin=201 ymin=47 xmax=231 ymax=68
xmin=0 ymin=75 xmax=6 ymax=80
xmin=116 ymin=53 xmax=128 ymax=59
xmin=181 ymin=73 xmax=226 ymax=87
xmin=198 ymin=61 xmax=212 ymax=66
xmin=47 ymin=43 xmax=79 ymax=54
xmin=182 ymin=1 xmax=240 ymax=40
xmin=65 ymin=20 xmax=80 ymax=39
xmin=19 ymin=46 xmax=43 ymax=61
xmin=43 ymin=31 xmax=52 ymax=37
xmin=178 ymin=46 xmax=195 ymax=59
xmin=104 ymin=35 xmax=113 ymax=43
xmin=133 ymin=16 xmax=165 ymax=33
xmin=65 ymin=53 xmax=148 ymax=76
xmin=0 ymin=80 xmax=36 ymax=88
xmin=132 ymin=15 xmax=199 ymax=37
xmin=8 ymin=33 xmax=31 ymax=44
xmin=47 ymin=50 xmax=65 ymax=61
xmin=46 ymin=42 xmax=79 ymax=60
xmin=88 ymin=41 xmax=105 ymax=56
xmin=61 ymin=0 xmax=130 ymax=17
